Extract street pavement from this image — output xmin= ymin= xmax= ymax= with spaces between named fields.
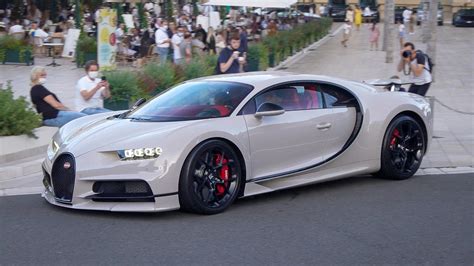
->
xmin=0 ymin=173 xmax=472 ymax=265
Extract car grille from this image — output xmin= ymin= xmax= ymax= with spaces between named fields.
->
xmin=51 ymin=154 xmax=76 ymax=203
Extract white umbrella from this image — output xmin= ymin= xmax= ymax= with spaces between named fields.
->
xmin=203 ymin=0 xmax=297 ymax=9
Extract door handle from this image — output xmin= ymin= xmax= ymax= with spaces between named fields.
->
xmin=317 ymin=122 xmax=332 ymax=130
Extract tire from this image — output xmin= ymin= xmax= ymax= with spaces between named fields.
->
xmin=417 ymin=21 xmax=421 ymax=26
xmin=438 ymin=21 xmax=443 ymax=26
xmin=375 ymin=115 xmax=426 ymax=180
xmin=179 ymin=139 xmax=243 ymax=214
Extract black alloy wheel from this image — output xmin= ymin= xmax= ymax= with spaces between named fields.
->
xmin=376 ymin=115 xmax=426 ymax=180
xmin=179 ymin=140 xmax=243 ymax=214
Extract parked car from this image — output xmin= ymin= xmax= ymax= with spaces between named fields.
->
xmin=327 ymin=0 xmax=347 ymax=22
xmin=416 ymin=2 xmax=444 ymax=26
xmin=41 ymin=72 xmax=432 ymax=214
xmin=394 ymin=6 xmax=407 ymax=23
xmin=360 ymin=0 xmax=380 ymax=22
xmin=452 ymin=8 xmax=474 ymax=27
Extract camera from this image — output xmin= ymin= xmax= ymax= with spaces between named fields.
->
xmin=402 ymin=50 xmax=412 ymax=58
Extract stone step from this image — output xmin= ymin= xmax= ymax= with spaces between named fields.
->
xmin=0 ymin=171 xmax=43 ymax=196
xmin=0 ymin=156 xmax=44 ymax=182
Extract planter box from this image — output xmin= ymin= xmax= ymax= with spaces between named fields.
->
xmin=1 ymin=50 xmax=34 ymax=66
xmin=76 ymin=52 xmax=97 ymax=68
xmin=104 ymin=99 xmax=129 ymax=111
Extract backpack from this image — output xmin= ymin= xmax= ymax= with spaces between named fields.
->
xmin=417 ymin=50 xmax=434 ymax=73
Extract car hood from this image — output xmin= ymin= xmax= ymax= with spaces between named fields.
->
xmin=58 ymin=114 xmax=197 ymax=157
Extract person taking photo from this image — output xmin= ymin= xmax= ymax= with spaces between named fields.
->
xmin=397 ymin=42 xmax=432 ymax=96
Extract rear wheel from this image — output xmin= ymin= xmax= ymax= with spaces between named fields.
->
xmin=179 ymin=140 xmax=243 ymax=214
xmin=376 ymin=116 xmax=426 ymax=180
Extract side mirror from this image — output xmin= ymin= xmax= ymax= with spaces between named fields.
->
xmin=255 ymin=102 xmax=285 ymax=117
xmin=131 ymin=98 xmax=146 ymax=110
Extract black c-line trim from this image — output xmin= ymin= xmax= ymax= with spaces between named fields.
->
xmin=154 ymin=192 xmax=178 ymax=198
xmin=244 ymin=80 xmax=365 ymax=183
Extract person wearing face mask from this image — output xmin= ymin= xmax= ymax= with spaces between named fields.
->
xmin=155 ymin=20 xmax=171 ymax=64
xmin=30 ymin=66 xmax=86 ymax=127
xmin=75 ymin=60 xmax=112 ymax=115
xmin=171 ymin=26 xmax=185 ymax=65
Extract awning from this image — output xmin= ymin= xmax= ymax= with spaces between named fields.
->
xmin=203 ymin=0 xmax=297 ymax=8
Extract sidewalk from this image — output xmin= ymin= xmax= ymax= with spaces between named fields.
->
xmin=281 ymin=23 xmax=473 ymax=169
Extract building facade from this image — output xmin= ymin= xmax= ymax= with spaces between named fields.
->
xmin=297 ymin=0 xmax=473 ymax=20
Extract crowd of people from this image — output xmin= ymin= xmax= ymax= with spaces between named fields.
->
xmin=1 ymin=2 xmax=315 ymax=128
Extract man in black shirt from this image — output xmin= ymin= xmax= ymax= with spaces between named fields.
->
xmin=217 ymin=33 xmax=245 ymax=74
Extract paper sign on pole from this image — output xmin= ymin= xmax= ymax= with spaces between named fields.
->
xmin=97 ymin=8 xmax=117 ymax=70
xmin=61 ymin=29 xmax=81 ymax=58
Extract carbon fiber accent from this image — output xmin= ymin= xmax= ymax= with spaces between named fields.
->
xmin=51 ymin=154 xmax=76 ymax=203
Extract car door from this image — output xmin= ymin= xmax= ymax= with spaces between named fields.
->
xmin=318 ymin=83 xmax=359 ymax=159
xmin=241 ymin=82 xmax=359 ymax=180
xmin=241 ymin=83 xmax=333 ymax=180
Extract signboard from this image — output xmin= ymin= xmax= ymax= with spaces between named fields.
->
xmin=61 ymin=29 xmax=81 ymax=58
xmin=122 ymin=14 xmax=135 ymax=29
xmin=97 ymin=8 xmax=117 ymax=70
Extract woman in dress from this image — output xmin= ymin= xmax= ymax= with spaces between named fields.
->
xmin=369 ymin=22 xmax=380 ymax=51
xmin=30 ymin=66 xmax=86 ymax=127
xmin=354 ymin=5 xmax=362 ymax=31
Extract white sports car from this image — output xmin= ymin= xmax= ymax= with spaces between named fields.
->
xmin=42 ymin=72 xmax=433 ymax=214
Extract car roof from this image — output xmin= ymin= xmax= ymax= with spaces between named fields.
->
xmin=190 ymin=71 xmax=360 ymax=91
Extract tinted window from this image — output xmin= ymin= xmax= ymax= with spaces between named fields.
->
xmin=127 ymin=81 xmax=253 ymax=121
xmin=320 ymin=84 xmax=356 ymax=108
xmin=254 ymin=84 xmax=324 ymax=112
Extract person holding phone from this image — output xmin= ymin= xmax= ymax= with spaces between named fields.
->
xmin=217 ymin=32 xmax=246 ymax=74
xmin=75 ymin=60 xmax=112 ymax=115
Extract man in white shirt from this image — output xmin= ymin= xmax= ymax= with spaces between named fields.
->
xmin=402 ymin=8 xmax=412 ymax=35
xmin=8 ymin=19 xmax=23 ymax=34
xmin=115 ymin=23 xmax=125 ymax=40
xmin=155 ymin=20 xmax=170 ymax=64
xmin=30 ymin=21 xmax=49 ymax=38
xmin=171 ymin=26 xmax=185 ymax=64
xmin=319 ymin=5 xmax=326 ymax=16
xmin=75 ymin=60 xmax=112 ymax=115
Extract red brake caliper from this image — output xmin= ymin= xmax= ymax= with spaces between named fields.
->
xmin=214 ymin=154 xmax=229 ymax=196
xmin=390 ymin=128 xmax=400 ymax=149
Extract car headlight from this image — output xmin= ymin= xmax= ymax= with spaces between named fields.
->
xmin=117 ymin=147 xmax=163 ymax=160
xmin=47 ymin=140 xmax=60 ymax=160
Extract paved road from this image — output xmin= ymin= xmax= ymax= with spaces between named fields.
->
xmin=1 ymin=173 xmax=472 ymax=265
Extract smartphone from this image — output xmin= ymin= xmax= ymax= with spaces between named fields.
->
xmin=101 ymin=76 xmax=107 ymax=81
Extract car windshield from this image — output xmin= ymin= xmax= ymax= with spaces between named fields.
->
xmin=460 ymin=9 xmax=474 ymax=15
xmin=126 ymin=81 xmax=253 ymax=122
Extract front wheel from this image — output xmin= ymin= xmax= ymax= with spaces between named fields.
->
xmin=376 ymin=115 xmax=426 ymax=180
xmin=179 ymin=140 xmax=243 ymax=214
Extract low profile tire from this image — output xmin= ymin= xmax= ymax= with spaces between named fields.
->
xmin=417 ymin=21 xmax=421 ymax=26
xmin=179 ymin=139 xmax=243 ymax=214
xmin=376 ymin=115 xmax=426 ymax=180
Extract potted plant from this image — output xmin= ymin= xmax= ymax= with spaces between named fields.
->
xmin=103 ymin=70 xmax=140 ymax=110
xmin=75 ymin=34 xmax=97 ymax=68
xmin=0 ymin=36 xmax=33 ymax=65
